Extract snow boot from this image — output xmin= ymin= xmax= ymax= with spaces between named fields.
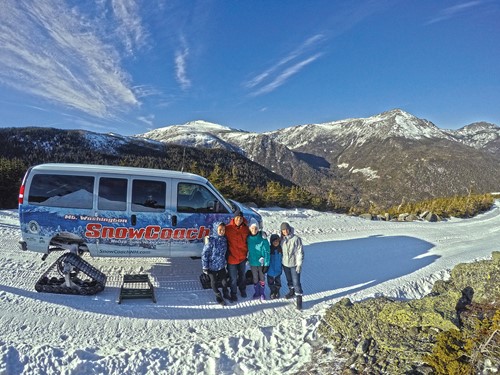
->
xmin=229 ymin=293 xmax=238 ymax=302
xmin=223 ymin=290 xmax=231 ymax=300
xmin=270 ymin=287 xmax=280 ymax=299
xmin=253 ymin=283 xmax=260 ymax=299
xmin=296 ymin=295 xmax=303 ymax=310
xmin=240 ymin=288 xmax=247 ymax=298
xmin=269 ymin=286 xmax=276 ymax=299
xmin=285 ymin=288 xmax=295 ymax=299
xmin=260 ymin=281 xmax=266 ymax=301
xmin=215 ymin=293 xmax=226 ymax=306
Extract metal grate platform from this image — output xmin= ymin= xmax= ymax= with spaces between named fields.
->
xmin=118 ymin=274 xmax=156 ymax=304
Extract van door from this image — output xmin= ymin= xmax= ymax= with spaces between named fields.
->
xmin=93 ymin=176 xmax=131 ymax=257
xmin=171 ymin=180 xmax=231 ymax=257
xmin=129 ymin=178 xmax=170 ymax=257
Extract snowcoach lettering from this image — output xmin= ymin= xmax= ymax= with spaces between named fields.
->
xmin=85 ymin=223 xmax=101 ymax=238
xmin=144 ymin=226 xmax=158 ymax=240
xmin=84 ymin=223 xmax=209 ymax=240
xmin=130 ymin=227 xmax=146 ymax=239
xmin=160 ymin=228 xmax=173 ymax=239
xmin=115 ymin=227 xmax=128 ymax=239
xmin=186 ymin=228 xmax=197 ymax=240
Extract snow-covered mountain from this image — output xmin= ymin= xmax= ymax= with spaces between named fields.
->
xmin=446 ymin=121 xmax=500 ymax=152
xmin=139 ymin=120 xmax=323 ymax=186
xmin=139 ymin=121 xmax=244 ymax=154
xmin=137 ymin=110 xmax=500 ymax=208
xmin=266 ymin=109 xmax=454 ymax=149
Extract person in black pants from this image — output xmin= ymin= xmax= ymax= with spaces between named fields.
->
xmin=201 ymin=222 xmax=230 ymax=305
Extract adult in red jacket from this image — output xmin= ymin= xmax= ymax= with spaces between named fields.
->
xmin=225 ymin=210 xmax=249 ymax=301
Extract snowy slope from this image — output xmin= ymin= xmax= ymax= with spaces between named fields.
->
xmin=447 ymin=121 xmax=500 ymax=149
xmin=138 ymin=121 xmax=246 ymax=154
xmin=265 ymin=109 xmax=453 ymax=150
xmin=137 ymin=109 xmax=454 ymax=154
xmin=1 ymin=202 xmax=500 ymax=374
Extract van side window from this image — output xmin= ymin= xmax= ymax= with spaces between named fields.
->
xmin=98 ymin=177 xmax=127 ymax=211
xmin=132 ymin=180 xmax=166 ymax=212
xmin=28 ymin=174 xmax=94 ymax=209
xmin=177 ymin=183 xmax=229 ymax=213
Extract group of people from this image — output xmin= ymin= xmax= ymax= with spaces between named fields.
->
xmin=201 ymin=210 xmax=304 ymax=310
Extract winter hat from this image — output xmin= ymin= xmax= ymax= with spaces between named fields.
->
xmin=280 ymin=222 xmax=291 ymax=231
xmin=270 ymin=234 xmax=280 ymax=243
xmin=249 ymin=217 xmax=259 ymax=230
xmin=234 ymin=210 xmax=244 ymax=218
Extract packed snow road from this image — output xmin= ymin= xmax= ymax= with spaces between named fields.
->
xmin=1 ymin=204 xmax=499 ymax=374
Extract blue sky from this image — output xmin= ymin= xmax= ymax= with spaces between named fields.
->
xmin=0 ymin=0 xmax=499 ymax=135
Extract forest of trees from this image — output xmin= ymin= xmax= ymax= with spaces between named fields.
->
xmin=0 ymin=127 xmax=338 ymax=210
xmin=0 ymin=155 xmax=341 ymax=210
xmin=0 ymin=127 xmax=494 ymax=217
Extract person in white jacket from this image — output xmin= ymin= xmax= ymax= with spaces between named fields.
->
xmin=280 ymin=222 xmax=304 ymax=310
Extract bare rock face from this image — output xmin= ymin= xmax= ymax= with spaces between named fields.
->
xmin=317 ymin=251 xmax=500 ymax=374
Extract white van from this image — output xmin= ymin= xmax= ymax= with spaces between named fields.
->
xmin=18 ymin=163 xmax=262 ymax=258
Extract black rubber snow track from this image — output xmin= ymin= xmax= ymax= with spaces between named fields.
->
xmin=35 ymin=253 xmax=107 ymax=295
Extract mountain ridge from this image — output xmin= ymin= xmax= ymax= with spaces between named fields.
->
xmin=137 ymin=109 xmax=500 ymax=208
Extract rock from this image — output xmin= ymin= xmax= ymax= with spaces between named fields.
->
xmin=341 ymin=368 xmax=358 ymax=375
xmin=429 ymin=279 xmax=450 ymax=296
xmin=419 ymin=211 xmax=429 ymax=220
xmin=355 ymin=338 xmax=371 ymax=354
xmin=406 ymin=214 xmax=420 ymax=222
xmin=338 ymin=297 xmax=354 ymax=307
xmin=359 ymin=213 xmax=373 ymax=220
xmin=318 ymin=252 xmax=500 ymax=374
xmin=424 ymin=212 xmax=441 ymax=222
xmin=344 ymin=353 xmax=359 ymax=368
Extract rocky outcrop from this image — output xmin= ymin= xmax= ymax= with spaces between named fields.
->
xmin=317 ymin=252 xmax=500 ymax=374
xmin=361 ymin=212 xmax=442 ymax=222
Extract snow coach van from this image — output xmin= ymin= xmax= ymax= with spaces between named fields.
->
xmin=18 ymin=163 xmax=262 ymax=258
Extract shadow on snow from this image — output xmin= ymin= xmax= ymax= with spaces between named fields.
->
xmin=1 ymin=235 xmax=438 ymax=320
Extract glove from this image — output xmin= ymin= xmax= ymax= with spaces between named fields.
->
xmin=262 ymin=266 xmax=269 ymax=274
xmin=296 ymin=265 xmax=302 ymax=273
xmin=259 ymin=257 xmax=264 ymax=265
xmin=203 ymin=269 xmax=208 ymax=275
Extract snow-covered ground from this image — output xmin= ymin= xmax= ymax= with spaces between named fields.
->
xmin=1 ymin=203 xmax=500 ymax=374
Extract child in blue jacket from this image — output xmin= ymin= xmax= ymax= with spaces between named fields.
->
xmin=267 ymin=233 xmax=283 ymax=299
xmin=247 ymin=218 xmax=270 ymax=300
xmin=201 ymin=222 xmax=230 ymax=305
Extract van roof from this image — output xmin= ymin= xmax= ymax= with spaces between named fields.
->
xmin=31 ymin=163 xmax=208 ymax=183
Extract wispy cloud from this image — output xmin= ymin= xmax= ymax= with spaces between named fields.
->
xmin=133 ymin=85 xmax=163 ymax=99
xmin=426 ymin=1 xmax=484 ymax=25
xmin=244 ymin=34 xmax=325 ymax=96
xmin=175 ymin=35 xmax=191 ymax=90
xmin=137 ymin=114 xmax=155 ymax=127
xmin=0 ymin=0 xmax=141 ymax=119
xmin=111 ymin=0 xmax=148 ymax=55
xmin=250 ymin=53 xmax=323 ymax=97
